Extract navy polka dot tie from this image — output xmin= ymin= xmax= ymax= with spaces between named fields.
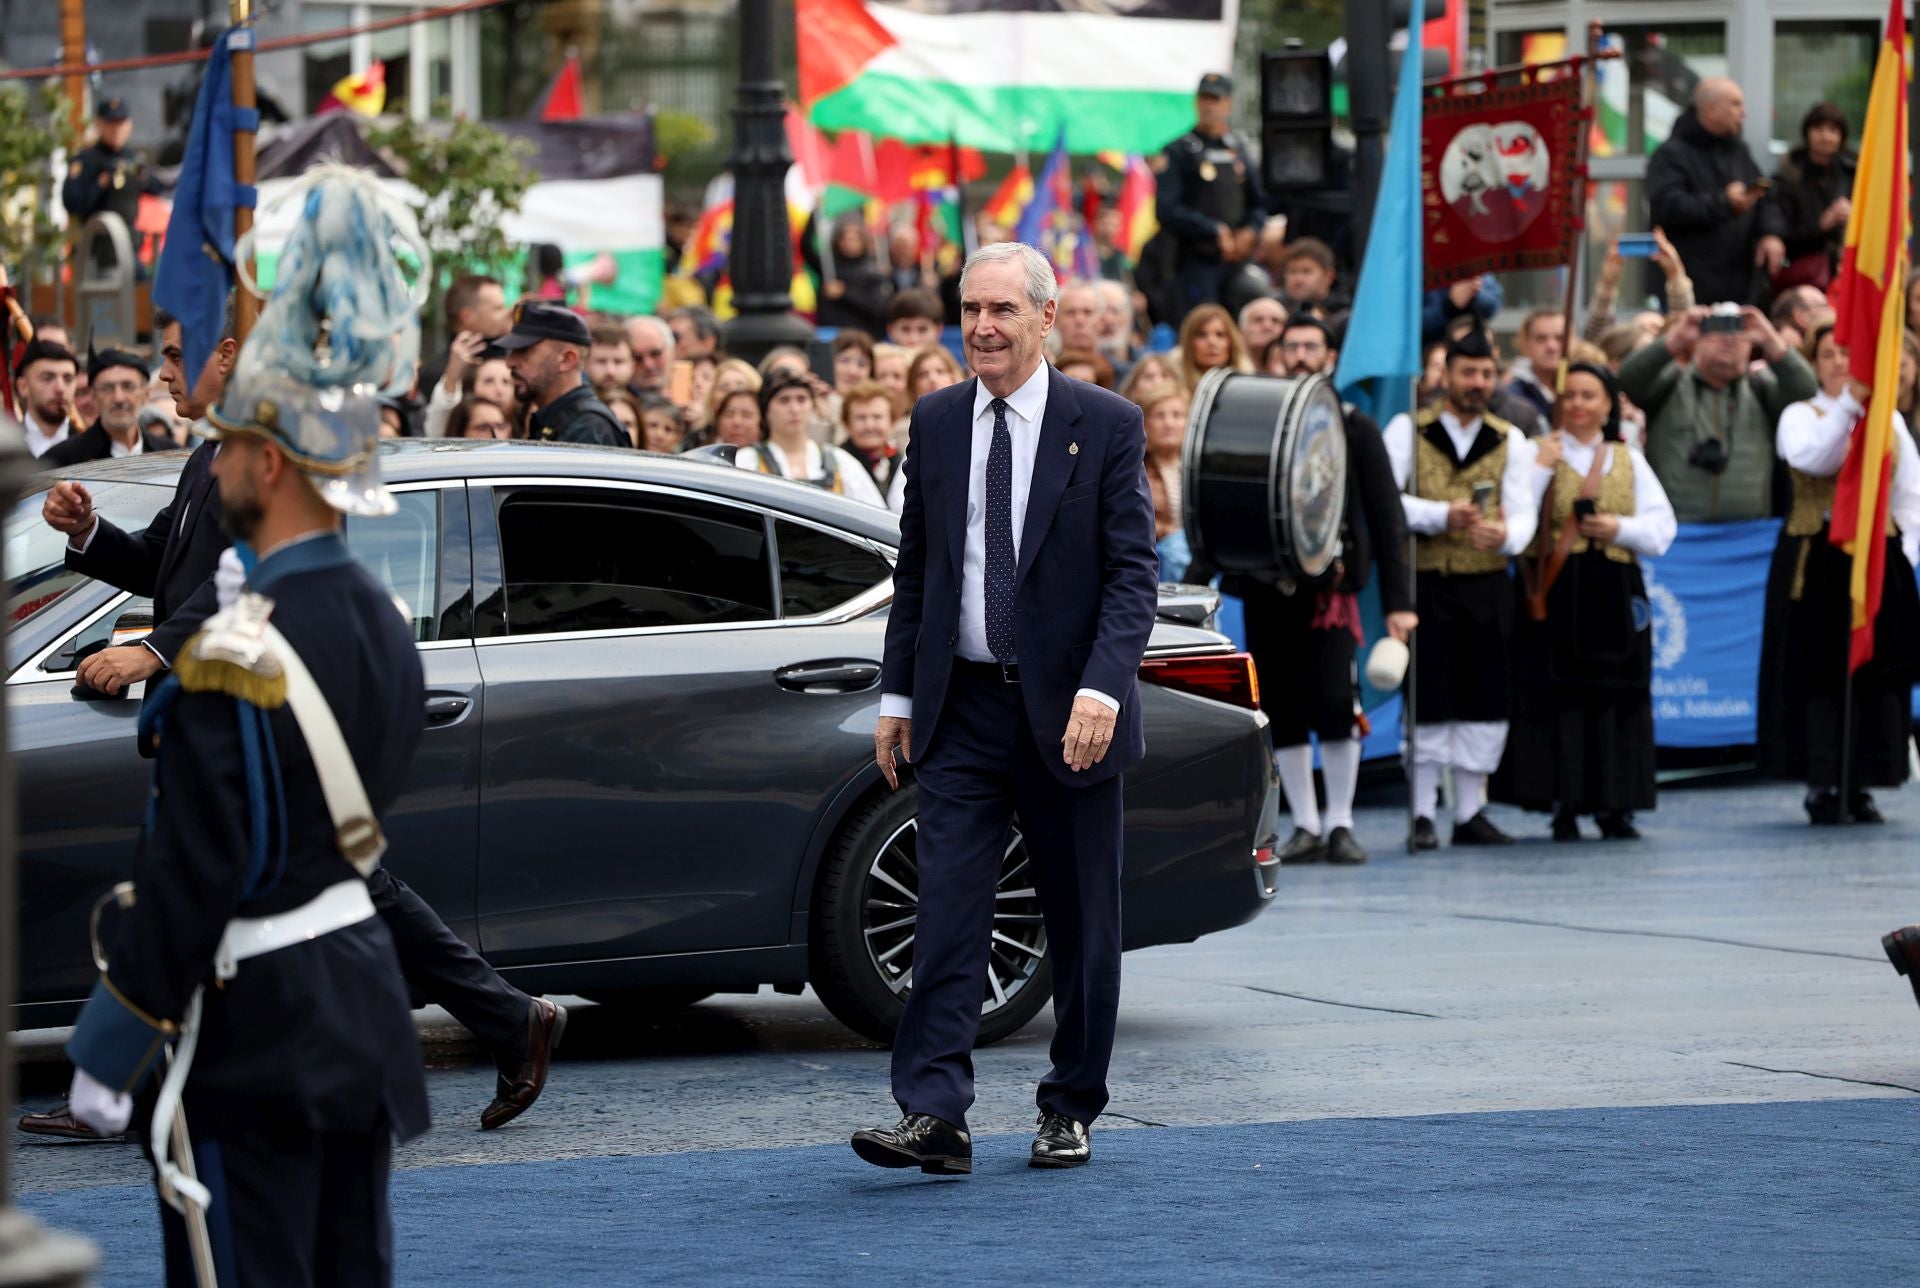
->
xmin=985 ymin=397 xmax=1016 ymax=664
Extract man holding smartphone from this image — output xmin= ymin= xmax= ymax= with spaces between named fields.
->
xmin=1382 ymin=329 xmax=1540 ymax=849
xmin=1647 ymin=78 xmax=1786 ymax=307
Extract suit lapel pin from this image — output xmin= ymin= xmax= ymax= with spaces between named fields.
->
xmin=1068 ymin=442 xmax=1079 ymax=455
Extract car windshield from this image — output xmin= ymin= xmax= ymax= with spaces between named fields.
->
xmin=6 ymin=481 xmax=172 ymax=624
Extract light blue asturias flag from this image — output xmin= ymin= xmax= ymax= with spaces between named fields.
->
xmin=153 ymin=26 xmax=259 ymax=388
xmin=1333 ymin=0 xmax=1424 ymax=424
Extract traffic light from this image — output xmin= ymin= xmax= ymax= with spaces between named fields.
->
xmin=1259 ymin=46 xmax=1335 ymax=190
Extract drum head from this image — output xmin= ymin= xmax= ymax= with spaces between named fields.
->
xmin=1281 ymin=379 xmax=1346 ymax=580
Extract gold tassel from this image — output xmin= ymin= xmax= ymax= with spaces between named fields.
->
xmin=172 ymin=645 xmax=288 ymax=709
xmin=1789 ymin=538 xmax=1811 ymax=603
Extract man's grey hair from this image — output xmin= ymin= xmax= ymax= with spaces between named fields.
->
xmin=1238 ymin=295 xmax=1287 ymax=329
xmin=626 ymin=314 xmax=675 ymax=355
xmin=960 ymin=242 xmax=1059 ymax=311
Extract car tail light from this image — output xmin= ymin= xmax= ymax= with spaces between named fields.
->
xmin=1139 ymin=651 xmax=1260 ymax=710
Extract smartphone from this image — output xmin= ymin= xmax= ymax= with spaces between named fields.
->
xmin=1573 ymin=498 xmax=1597 ymax=520
xmin=805 ymin=339 xmax=837 ymax=384
xmin=668 ymin=359 xmax=694 ymax=406
xmin=1471 ymin=480 xmax=1497 ymax=518
xmin=1617 ymin=233 xmax=1657 ymax=259
xmin=1750 ymin=178 xmax=1772 ymax=192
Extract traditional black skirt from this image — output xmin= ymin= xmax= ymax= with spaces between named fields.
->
xmin=1242 ymin=583 xmax=1357 ymax=747
xmin=1493 ymin=550 xmax=1656 ymax=815
xmin=1756 ymin=531 xmax=1920 ymax=787
xmin=1411 ymin=569 xmax=1514 ymax=724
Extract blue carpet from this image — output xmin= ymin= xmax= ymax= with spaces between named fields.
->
xmin=19 ymin=1099 xmax=1917 ymax=1286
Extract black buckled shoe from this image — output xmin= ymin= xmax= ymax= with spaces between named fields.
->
xmin=1849 ymin=792 xmax=1885 ymax=825
xmin=1595 ymin=811 xmax=1641 ymax=840
xmin=1451 ymin=812 xmax=1514 ymax=846
xmin=1277 ymin=827 xmax=1325 ymax=865
xmin=1029 ymin=1111 xmax=1091 ymax=1169
xmin=1325 ymin=827 xmax=1367 ymax=865
xmin=1408 ymin=816 xmax=1439 ymax=852
xmin=1552 ymin=810 xmax=1581 ymax=842
xmin=851 ymin=1114 xmax=972 ymax=1175
xmin=1884 ymin=925 xmax=1920 ymax=1010
xmin=1805 ymin=789 xmax=1844 ymax=826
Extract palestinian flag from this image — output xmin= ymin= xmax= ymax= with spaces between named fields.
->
xmin=798 ymin=0 xmax=1238 ymax=156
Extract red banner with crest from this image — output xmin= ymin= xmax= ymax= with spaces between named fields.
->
xmin=1421 ymin=64 xmax=1583 ymax=290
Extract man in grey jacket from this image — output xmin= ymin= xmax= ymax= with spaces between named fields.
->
xmin=1618 ymin=304 xmax=1815 ymax=523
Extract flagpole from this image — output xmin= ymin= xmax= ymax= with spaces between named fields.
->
xmin=1404 ymin=372 xmax=1421 ymax=853
xmin=230 ymin=0 xmax=259 ymax=346
xmin=1553 ymin=21 xmax=1604 ymax=409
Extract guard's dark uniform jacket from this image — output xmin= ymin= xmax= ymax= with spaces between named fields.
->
xmin=1155 ymin=127 xmax=1268 ymax=263
xmin=66 ymin=533 xmax=429 ymax=1286
xmin=62 ymin=141 xmax=160 ymax=226
xmin=530 ymin=381 xmax=628 ymax=447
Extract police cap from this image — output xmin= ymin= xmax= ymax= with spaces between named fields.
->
xmin=95 ymin=97 xmax=130 ymax=122
xmin=1197 ymin=73 xmax=1233 ymax=99
xmin=493 ymin=300 xmax=591 ymax=352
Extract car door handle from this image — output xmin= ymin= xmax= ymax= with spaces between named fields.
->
xmin=424 ymin=695 xmax=471 ymax=725
xmin=774 ymin=660 xmax=882 ymax=694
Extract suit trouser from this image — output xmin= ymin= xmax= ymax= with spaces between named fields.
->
xmin=892 ymin=664 xmax=1126 ymax=1130
xmin=158 ymin=1124 xmax=392 ymax=1287
xmin=368 ymin=868 xmax=530 ymax=1059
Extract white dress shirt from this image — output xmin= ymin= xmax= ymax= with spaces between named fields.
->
xmin=1383 ymin=409 xmax=1540 ymax=556
xmin=1777 ymin=390 xmax=1920 ymax=567
xmin=24 ymin=414 xmax=69 ymax=458
xmin=880 ymin=363 xmax=1117 ymax=720
xmin=108 ymin=432 xmax=145 ymax=459
xmin=1526 ymin=433 xmax=1677 ymax=559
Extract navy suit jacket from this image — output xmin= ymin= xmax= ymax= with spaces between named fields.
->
xmin=882 ymin=367 xmax=1161 ymax=788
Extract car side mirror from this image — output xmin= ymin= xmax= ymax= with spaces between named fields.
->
xmin=110 ymin=607 xmax=155 ymax=644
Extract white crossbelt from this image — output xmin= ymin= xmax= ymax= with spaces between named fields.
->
xmin=264 ymin=621 xmax=386 ymax=874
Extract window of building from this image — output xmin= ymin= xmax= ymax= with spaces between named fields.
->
xmin=494 ymin=490 xmax=775 ymax=636
xmin=774 ymin=521 xmax=891 ymax=619
xmin=1772 ymin=21 xmax=1880 ymax=159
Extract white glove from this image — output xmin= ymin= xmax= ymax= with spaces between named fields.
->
xmin=214 ymin=546 xmax=247 ymax=611
xmin=68 ymin=1067 xmax=133 ymax=1135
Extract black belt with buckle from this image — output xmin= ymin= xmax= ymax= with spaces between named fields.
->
xmin=955 ymin=657 xmax=1021 ymax=683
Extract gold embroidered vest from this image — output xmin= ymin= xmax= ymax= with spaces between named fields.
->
xmin=1548 ymin=442 xmax=1637 ymax=565
xmin=1413 ymin=406 xmax=1513 ymax=575
xmin=1784 ymin=418 xmax=1898 ymax=539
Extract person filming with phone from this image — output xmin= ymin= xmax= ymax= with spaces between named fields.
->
xmin=1647 ymin=77 xmax=1788 ymax=308
xmin=1618 ymin=302 xmax=1815 ymax=523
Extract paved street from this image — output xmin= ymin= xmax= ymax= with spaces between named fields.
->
xmin=15 ymin=778 xmax=1920 ymax=1283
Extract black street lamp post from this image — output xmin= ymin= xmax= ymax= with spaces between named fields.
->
xmin=0 ymin=425 xmax=95 ymax=1283
xmin=721 ymin=0 xmax=817 ymax=364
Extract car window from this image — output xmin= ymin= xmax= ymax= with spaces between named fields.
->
xmin=5 ymin=481 xmax=171 ymax=624
xmin=495 ymin=488 xmax=775 ymax=636
xmin=774 ymin=520 xmax=891 ymax=618
xmin=344 ymin=490 xmax=441 ymax=642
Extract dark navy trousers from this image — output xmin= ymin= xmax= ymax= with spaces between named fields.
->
xmin=892 ymin=663 xmax=1126 ymax=1130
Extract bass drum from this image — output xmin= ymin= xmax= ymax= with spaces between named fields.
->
xmin=1181 ymin=368 xmax=1348 ymax=583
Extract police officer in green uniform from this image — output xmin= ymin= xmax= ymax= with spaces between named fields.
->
xmin=497 ymin=301 xmax=630 ymax=447
xmin=62 ymin=97 xmax=160 ymax=271
xmin=1155 ymin=73 xmax=1267 ymax=316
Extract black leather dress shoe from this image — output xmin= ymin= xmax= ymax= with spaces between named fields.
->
xmin=1552 ymin=810 xmax=1581 ymax=842
xmin=851 ymin=1114 xmax=972 ymax=1175
xmin=1595 ymin=811 xmax=1641 ymax=840
xmin=1884 ymin=925 xmax=1920 ymax=1009
xmin=1029 ymin=1111 xmax=1091 ymax=1169
xmin=1805 ymin=789 xmax=1843 ymax=826
xmin=1451 ymin=812 xmax=1514 ymax=846
xmin=1408 ymin=816 xmax=1439 ymax=852
xmin=481 ymin=997 xmax=567 ymax=1131
xmin=1850 ymin=792 xmax=1885 ymax=824
xmin=18 ymin=1103 xmax=122 ymax=1142
xmin=1277 ymin=827 xmax=1325 ymax=865
xmin=1324 ymin=827 xmax=1367 ymax=865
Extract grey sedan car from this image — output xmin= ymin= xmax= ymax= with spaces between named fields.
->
xmin=10 ymin=442 xmax=1279 ymax=1045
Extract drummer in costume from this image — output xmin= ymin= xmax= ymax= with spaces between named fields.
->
xmin=1757 ymin=321 xmax=1920 ymax=824
xmin=1383 ymin=328 xmax=1538 ymax=848
xmin=1236 ymin=316 xmax=1415 ymax=865
xmin=1494 ymin=362 xmax=1675 ymax=840
xmin=63 ymin=170 xmax=432 ymax=1286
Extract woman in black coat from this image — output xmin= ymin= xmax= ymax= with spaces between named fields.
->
xmin=807 ymin=213 xmax=893 ymax=335
xmin=1773 ymin=102 xmax=1856 ymax=290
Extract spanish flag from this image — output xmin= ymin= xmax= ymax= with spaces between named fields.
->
xmin=1828 ymin=0 xmax=1909 ymax=671
xmin=317 ymin=61 xmax=387 ymax=118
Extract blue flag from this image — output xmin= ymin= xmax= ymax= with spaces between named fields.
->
xmin=154 ymin=27 xmax=258 ymax=389
xmin=1334 ymin=0 xmax=1425 ymax=422
xmin=1015 ymin=126 xmax=1075 ymax=276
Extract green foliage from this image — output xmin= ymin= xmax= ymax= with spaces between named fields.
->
xmin=654 ymin=111 xmax=716 ymax=163
xmin=0 ymin=85 xmax=76 ymax=276
xmin=369 ymin=109 xmax=538 ymax=285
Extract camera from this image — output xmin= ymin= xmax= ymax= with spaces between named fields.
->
xmin=1688 ymin=436 xmax=1731 ymax=474
xmin=1700 ymin=302 xmax=1745 ymax=336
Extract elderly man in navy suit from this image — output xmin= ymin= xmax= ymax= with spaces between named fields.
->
xmin=852 ymin=242 xmax=1161 ymax=1175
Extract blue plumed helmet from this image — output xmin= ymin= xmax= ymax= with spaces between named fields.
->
xmin=203 ymin=164 xmax=432 ymax=518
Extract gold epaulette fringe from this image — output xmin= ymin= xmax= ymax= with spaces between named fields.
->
xmin=173 ymin=637 xmax=289 ymax=709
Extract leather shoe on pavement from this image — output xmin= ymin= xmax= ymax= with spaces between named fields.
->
xmin=1277 ymin=827 xmax=1325 ymax=865
xmin=1324 ymin=827 xmax=1367 ymax=865
xmin=1805 ymin=789 xmax=1843 ymax=826
xmin=1451 ymin=812 xmax=1514 ymax=846
xmin=18 ymin=1103 xmax=121 ymax=1142
xmin=1595 ymin=811 xmax=1641 ymax=840
xmin=481 ymin=997 xmax=566 ymax=1131
xmin=1030 ymin=1111 xmax=1091 ymax=1169
xmin=1552 ymin=810 xmax=1581 ymax=842
xmin=1884 ymin=925 xmax=1920 ymax=1010
xmin=851 ymin=1114 xmax=972 ymax=1175
xmin=1850 ymin=792 xmax=1885 ymax=825
xmin=1408 ymin=816 xmax=1439 ymax=851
